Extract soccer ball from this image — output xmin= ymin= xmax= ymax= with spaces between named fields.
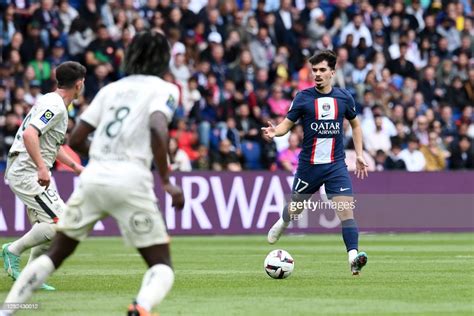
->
xmin=264 ymin=249 xmax=294 ymax=279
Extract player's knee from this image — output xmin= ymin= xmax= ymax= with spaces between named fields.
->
xmin=36 ymin=222 xmax=57 ymax=241
xmin=336 ymin=209 xmax=354 ymax=221
xmin=138 ymin=244 xmax=172 ymax=269
xmin=146 ymin=252 xmax=172 ymax=269
xmin=47 ymin=232 xmax=80 ymax=269
xmin=288 ymin=192 xmax=308 ymax=216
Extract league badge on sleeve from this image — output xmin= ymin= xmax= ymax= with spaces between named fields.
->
xmin=40 ymin=110 xmax=55 ymax=124
xmin=166 ymin=95 xmax=176 ymax=111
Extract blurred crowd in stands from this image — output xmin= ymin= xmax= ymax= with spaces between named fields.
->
xmin=0 ymin=0 xmax=473 ymax=173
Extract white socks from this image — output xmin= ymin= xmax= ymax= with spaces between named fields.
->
xmin=4 ymin=255 xmax=55 ymax=306
xmin=348 ymin=249 xmax=358 ymax=263
xmin=27 ymin=243 xmax=51 ymax=266
xmin=8 ymin=222 xmax=56 ymax=256
xmin=136 ymin=264 xmax=175 ymax=312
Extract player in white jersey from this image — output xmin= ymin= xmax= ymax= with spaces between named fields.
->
xmin=0 ymin=31 xmax=185 ymax=316
xmin=1 ymin=61 xmax=86 ymax=291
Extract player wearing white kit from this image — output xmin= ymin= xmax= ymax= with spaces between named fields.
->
xmin=0 ymin=31 xmax=185 ymax=316
xmin=1 ymin=61 xmax=86 ymax=291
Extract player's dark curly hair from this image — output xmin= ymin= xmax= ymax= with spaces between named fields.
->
xmin=56 ymin=61 xmax=86 ymax=89
xmin=308 ymin=50 xmax=337 ymax=70
xmin=123 ymin=30 xmax=170 ymax=77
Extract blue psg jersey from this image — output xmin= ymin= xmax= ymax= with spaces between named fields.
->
xmin=287 ymin=87 xmax=357 ymax=165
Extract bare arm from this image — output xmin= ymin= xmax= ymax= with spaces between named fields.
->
xmin=261 ymin=118 xmax=295 ymax=140
xmin=23 ymin=126 xmax=50 ymax=187
xmin=69 ymin=120 xmax=96 ymax=157
xmin=56 ymin=146 xmax=84 ymax=175
xmin=150 ymin=111 xmax=184 ymax=209
xmin=349 ymin=117 xmax=369 ymax=179
xmin=349 ymin=117 xmax=364 ymax=157
xmin=150 ymin=111 xmax=171 ymax=185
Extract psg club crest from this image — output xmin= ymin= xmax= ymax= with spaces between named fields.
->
xmin=322 ymin=103 xmax=330 ymax=111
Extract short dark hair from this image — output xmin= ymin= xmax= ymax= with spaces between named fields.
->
xmin=56 ymin=61 xmax=86 ymax=89
xmin=308 ymin=50 xmax=337 ymax=69
xmin=123 ymin=31 xmax=170 ymax=77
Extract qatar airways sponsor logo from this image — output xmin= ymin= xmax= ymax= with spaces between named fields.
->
xmin=310 ymin=121 xmax=341 ymax=135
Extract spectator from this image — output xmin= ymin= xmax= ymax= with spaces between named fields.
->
xmin=364 ymin=115 xmax=392 ymax=156
xmin=219 ymin=117 xmax=241 ymax=152
xmin=307 ymin=8 xmax=327 ymax=43
xmin=399 ymin=135 xmax=426 ymax=171
xmin=277 ymin=133 xmax=301 ymax=173
xmin=0 ymin=84 xmax=11 ymax=116
xmin=449 ymin=136 xmax=474 ymax=169
xmin=170 ymin=118 xmax=199 ymax=161
xmin=420 ymin=132 xmax=447 ymax=171
xmin=236 ymin=104 xmax=260 ymax=142
xmin=384 ymin=143 xmax=407 ymax=170
xmin=249 ymin=26 xmax=276 ymax=70
xmin=418 ymin=66 xmax=442 ymax=107
xmin=169 ymin=137 xmax=192 ymax=172
xmin=20 ymin=22 xmax=43 ymax=64
xmin=387 ymin=42 xmax=417 ymax=80
xmin=227 ymin=49 xmax=255 ymax=91
xmin=344 ymin=139 xmax=376 ymax=172
xmin=440 ymin=105 xmax=458 ymax=139
xmin=414 ymin=115 xmax=429 ymax=146
xmin=274 ymin=0 xmax=297 ymax=47
xmin=267 ymin=84 xmax=291 ymax=117
xmin=67 ymin=18 xmax=95 ymax=63
xmin=85 ymin=24 xmax=122 ymax=77
xmin=79 ymin=0 xmax=101 ymax=27
xmin=32 ymin=0 xmax=63 ymax=47
xmin=211 ymin=139 xmax=242 ymax=171
xmin=1 ymin=5 xmax=17 ymax=46
xmin=374 ymin=149 xmax=387 ymax=171
xmin=58 ymin=0 xmax=79 ymax=34
xmin=24 ymin=80 xmax=43 ymax=106
xmin=436 ymin=17 xmax=461 ymax=53
xmin=192 ymin=145 xmax=211 ymax=170
xmin=340 ymin=12 xmax=373 ymax=48
xmin=0 ymin=111 xmax=20 ymax=160
xmin=0 ymin=0 xmax=472 ymax=172
xmin=84 ymin=63 xmax=111 ymax=103
xmin=49 ymin=40 xmax=68 ymax=67
xmin=333 ymin=47 xmax=354 ymax=90
xmin=445 ymin=76 xmax=470 ymax=112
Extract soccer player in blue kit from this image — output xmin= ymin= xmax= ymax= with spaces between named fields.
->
xmin=262 ymin=50 xmax=369 ymax=275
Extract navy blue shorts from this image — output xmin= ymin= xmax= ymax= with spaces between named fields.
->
xmin=292 ymin=161 xmax=353 ymax=198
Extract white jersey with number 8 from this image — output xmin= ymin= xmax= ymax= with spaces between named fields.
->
xmin=79 ymin=75 xmax=179 ymax=186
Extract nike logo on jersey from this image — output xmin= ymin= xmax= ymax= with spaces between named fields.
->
xmin=321 ymin=113 xmax=330 ymax=118
xmin=340 ymin=187 xmax=350 ymax=192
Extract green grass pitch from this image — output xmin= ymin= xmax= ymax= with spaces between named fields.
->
xmin=1 ymin=233 xmax=473 ymax=315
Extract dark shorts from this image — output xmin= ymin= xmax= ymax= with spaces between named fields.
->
xmin=292 ymin=161 xmax=353 ymax=199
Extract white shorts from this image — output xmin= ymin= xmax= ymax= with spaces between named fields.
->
xmin=5 ymin=158 xmax=65 ymax=224
xmin=57 ymin=182 xmax=169 ymax=248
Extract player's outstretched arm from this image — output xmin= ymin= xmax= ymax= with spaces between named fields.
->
xmin=349 ymin=117 xmax=369 ymax=179
xmin=57 ymin=146 xmax=84 ymax=175
xmin=69 ymin=120 xmax=96 ymax=157
xmin=261 ymin=118 xmax=295 ymax=141
xmin=150 ymin=111 xmax=185 ymax=210
xmin=23 ymin=125 xmax=50 ymax=187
